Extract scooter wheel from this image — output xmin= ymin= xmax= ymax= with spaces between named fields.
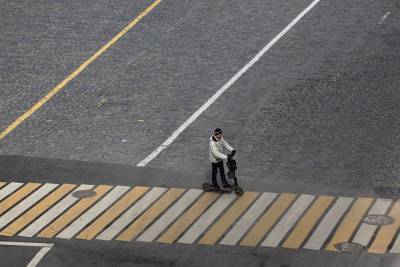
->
xmin=202 ymin=182 xmax=211 ymax=191
xmin=235 ymin=187 xmax=244 ymax=196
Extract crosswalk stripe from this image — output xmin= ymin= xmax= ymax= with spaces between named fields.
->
xmin=178 ymin=193 xmax=237 ymax=244
xmin=282 ymin=195 xmax=334 ymax=249
xmin=369 ymin=200 xmax=400 ymax=253
xmin=76 ymin=186 xmax=149 ymax=240
xmin=117 ymin=188 xmax=186 ymax=241
xmin=240 ymin=193 xmax=296 ymax=246
xmin=0 ymin=183 xmax=24 ymax=202
xmin=220 ymin=192 xmax=277 ymax=246
xmin=0 ymin=183 xmax=41 ymax=216
xmin=96 ymin=187 xmax=167 ymax=241
xmin=19 ymin=184 xmax=94 ymax=237
xmin=0 ymin=182 xmax=6 ymax=189
xmin=303 ymin=197 xmax=353 ymax=250
xmin=352 ymin=198 xmax=392 ymax=247
xmin=157 ymin=192 xmax=219 ymax=244
xmin=261 ymin=194 xmax=315 ymax=247
xmin=4 ymin=179 xmax=400 ymax=253
xmin=390 ymin=233 xmax=400 ymax=253
xmin=0 ymin=184 xmax=77 ymax=236
xmin=57 ymin=186 xmax=130 ymax=239
xmin=198 ymin=192 xmax=259 ymax=245
xmin=0 ymin=183 xmax=58 ymax=230
xmin=325 ymin=197 xmax=374 ymax=251
xmin=137 ymin=189 xmax=203 ymax=242
xmin=37 ymin=185 xmax=112 ymax=238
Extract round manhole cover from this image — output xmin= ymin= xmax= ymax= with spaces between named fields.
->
xmin=334 ymin=242 xmax=364 ymax=253
xmin=72 ymin=190 xmax=96 ymax=199
xmin=363 ymin=214 xmax=394 ymax=225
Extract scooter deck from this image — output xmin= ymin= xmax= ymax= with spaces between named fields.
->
xmin=202 ymin=183 xmax=232 ymax=193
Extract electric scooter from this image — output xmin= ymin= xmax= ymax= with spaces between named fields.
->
xmin=202 ymin=152 xmax=244 ymax=196
xmin=226 ymin=154 xmax=244 ymax=196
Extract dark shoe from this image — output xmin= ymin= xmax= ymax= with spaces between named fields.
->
xmin=223 ymin=184 xmax=233 ymax=189
xmin=212 ymin=184 xmax=221 ymax=190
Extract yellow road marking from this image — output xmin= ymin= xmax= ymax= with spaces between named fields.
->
xmin=76 ymin=186 xmax=149 ymax=240
xmin=198 ymin=192 xmax=259 ymax=245
xmin=117 ymin=188 xmax=185 ymax=241
xmin=0 ymin=183 xmax=41 ymax=216
xmin=240 ymin=193 xmax=296 ymax=246
xmin=369 ymin=200 xmax=400 ymax=253
xmin=0 ymin=0 xmax=163 ymax=141
xmin=326 ymin=197 xmax=374 ymax=251
xmin=158 ymin=192 xmax=219 ymax=244
xmin=0 ymin=182 xmax=6 ymax=189
xmin=283 ymin=195 xmax=334 ymax=249
xmin=0 ymin=183 xmax=77 ymax=236
xmin=38 ymin=185 xmax=112 ymax=238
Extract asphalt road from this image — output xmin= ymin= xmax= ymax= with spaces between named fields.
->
xmin=0 ymin=0 xmax=400 ymax=266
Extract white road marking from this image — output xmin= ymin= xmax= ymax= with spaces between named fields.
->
xmin=136 ymin=0 xmax=323 ymax=167
xmin=137 ymin=189 xmax=203 ymax=242
xmin=19 ymin=184 xmax=94 ymax=237
xmin=261 ymin=194 xmax=315 ymax=247
xmin=352 ymin=198 xmax=392 ymax=247
xmin=96 ymin=187 xmax=166 ymax=241
xmin=178 ymin=194 xmax=236 ymax=244
xmin=379 ymin=12 xmax=390 ymax=24
xmin=0 ymin=183 xmax=58 ymax=230
xmin=0 ymin=182 xmax=24 ymax=202
xmin=56 ymin=186 xmax=130 ymax=239
xmin=0 ymin=241 xmax=53 ymax=267
xmin=303 ymin=197 xmax=353 ymax=250
xmin=219 ymin=192 xmax=277 ymax=245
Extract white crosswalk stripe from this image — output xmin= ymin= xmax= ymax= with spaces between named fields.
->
xmin=352 ymin=198 xmax=392 ymax=247
xmin=96 ymin=187 xmax=167 ymax=241
xmin=0 ymin=182 xmax=24 ymax=202
xmin=2 ymin=179 xmax=400 ymax=254
xmin=57 ymin=186 xmax=130 ymax=239
xmin=219 ymin=192 xmax=278 ymax=246
xmin=261 ymin=194 xmax=315 ymax=247
xmin=303 ymin=197 xmax=353 ymax=250
xmin=137 ymin=189 xmax=203 ymax=242
xmin=19 ymin=184 xmax=94 ymax=237
xmin=0 ymin=183 xmax=58 ymax=230
xmin=178 ymin=194 xmax=236 ymax=244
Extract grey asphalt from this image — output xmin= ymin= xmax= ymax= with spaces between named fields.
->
xmin=0 ymin=0 xmax=400 ymax=266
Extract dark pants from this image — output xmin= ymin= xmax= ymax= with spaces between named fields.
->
xmin=211 ymin=161 xmax=228 ymax=187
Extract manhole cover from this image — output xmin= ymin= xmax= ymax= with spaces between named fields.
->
xmin=334 ymin=242 xmax=364 ymax=253
xmin=72 ymin=190 xmax=96 ymax=199
xmin=363 ymin=214 xmax=394 ymax=225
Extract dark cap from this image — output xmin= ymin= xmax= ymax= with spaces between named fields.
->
xmin=214 ymin=128 xmax=223 ymax=135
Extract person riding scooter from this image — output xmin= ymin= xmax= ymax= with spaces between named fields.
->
xmin=209 ymin=128 xmax=236 ymax=189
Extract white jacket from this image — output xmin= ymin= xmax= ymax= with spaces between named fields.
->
xmin=209 ymin=135 xmax=234 ymax=163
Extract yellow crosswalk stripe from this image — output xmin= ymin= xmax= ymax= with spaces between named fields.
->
xmin=37 ymin=185 xmax=112 ymax=238
xmin=326 ymin=197 xmax=374 ymax=251
xmin=369 ymin=200 xmax=400 ymax=253
xmin=76 ymin=186 xmax=149 ymax=240
xmin=283 ymin=195 xmax=334 ymax=249
xmin=158 ymin=192 xmax=219 ymax=244
xmin=0 ymin=184 xmax=77 ymax=236
xmin=117 ymin=188 xmax=185 ymax=241
xmin=0 ymin=182 xmax=6 ymax=189
xmin=198 ymin=192 xmax=259 ymax=245
xmin=240 ymin=193 xmax=296 ymax=246
xmin=0 ymin=183 xmax=41 ymax=216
